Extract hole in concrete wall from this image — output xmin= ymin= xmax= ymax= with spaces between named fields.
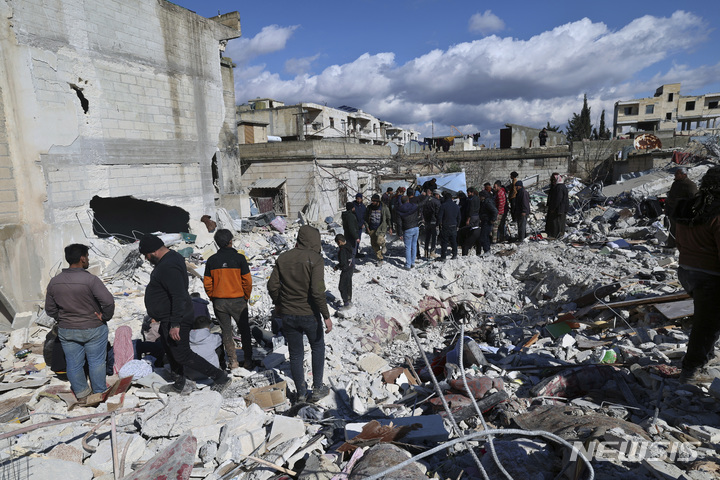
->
xmin=69 ymin=84 xmax=89 ymax=114
xmin=211 ymin=153 xmax=219 ymax=193
xmin=89 ymin=195 xmax=190 ymax=242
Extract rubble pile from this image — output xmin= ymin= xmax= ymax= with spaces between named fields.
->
xmin=2 ymin=160 xmax=720 ymax=479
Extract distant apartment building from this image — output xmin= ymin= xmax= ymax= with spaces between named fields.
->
xmin=237 ymin=99 xmax=419 ymax=146
xmin=613 ymin=83 xmax=720 ymax=137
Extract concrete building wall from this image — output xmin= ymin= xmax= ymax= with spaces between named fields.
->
xmin=238 ymin=141 xmax=389 ymax=220
xmin=0 ymin=85 xmax=17 ymax=223
xmin=0 ymin=0 xmax=240 ymax=319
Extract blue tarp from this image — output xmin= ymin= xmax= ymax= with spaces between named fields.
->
xmin=417 ymin=172 xmax=467 ymax=196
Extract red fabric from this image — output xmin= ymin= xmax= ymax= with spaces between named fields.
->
xmin=113 ymin=325 xmax=134 ymax=375
xmin=495 ymin=187 xmax=507 ymax=215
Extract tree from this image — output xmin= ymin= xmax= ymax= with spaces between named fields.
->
xmin=566 ymin=94 xmax=592 ymax=141
xmin=598 ymin=110 xmax=610 ymax=140
xmin=545 ymin=121 xmax=562 ymax=133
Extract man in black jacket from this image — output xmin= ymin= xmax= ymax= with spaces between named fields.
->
xmin=423 ymin=189 xmax=441 ymax=258
xmin=512 ymin=181 xmax=531 ymax=241
xmin=334 ymin=234 xmax=354 ymax=308
xmin=140 ymin=235 xmax=230 ymax=395
xmin=341 ymin=202 xmax=360 ymax=256
xmin=545 ymin=173 xmax=569 ymax=238
xmin=396 ymin=196 xmax=420 ymax=269
xmin=352 ymin=193 xmax=367 ymax=256
xmin=437 ymin=192 xmax=461 ymax=260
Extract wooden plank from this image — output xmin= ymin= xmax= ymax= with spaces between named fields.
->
xmin=592 ymin=292 xmax=689 ymax=310
xmin=653 ymin=299 xmax=694 ymax=320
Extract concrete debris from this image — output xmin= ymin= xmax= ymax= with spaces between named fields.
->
xmin=5 ymin=159 xmax=720 ymax=479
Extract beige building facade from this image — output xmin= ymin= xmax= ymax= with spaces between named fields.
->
xmin=614 ymin=83 xmax=720 ymax=136
xmin=237 ymin=99 xmax=420 ymax=147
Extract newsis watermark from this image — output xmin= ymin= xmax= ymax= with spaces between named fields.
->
xmin=569 ymin=440 xmax=698 ymax=462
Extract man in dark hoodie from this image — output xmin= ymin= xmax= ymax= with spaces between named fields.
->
xmin=268 ymin=226 xmax=333 ymax=403
xmin=423 ymin=189 xmax=441 ymax=259
xmin=140 ymin=235 xmax=231 ymax=395
xmin=334 ymin=234 xmax=354 ymax=309
xmin=437 ymin=191 xmax=461 ymax=260
xmin=352 ymin=193 xmax=367 ymax=256
xmin=341 ymin=202 xmax=360 ymax=256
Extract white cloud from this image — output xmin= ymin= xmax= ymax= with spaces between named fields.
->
xmin=225 ymin=25 xmax=298 ymax=65
xmin=234 ymin=11 xmax=713 ymax=138
xmin=469 ymin=10 xmax=505 ymax=35
xmin=284 ymin=54 xmax=320 ymax=75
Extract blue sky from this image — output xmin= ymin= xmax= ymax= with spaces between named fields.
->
xmin=174 ymin=0 xmax=720 ymax=145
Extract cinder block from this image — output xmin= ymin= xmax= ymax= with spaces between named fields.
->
xmin=0 ymin=190 xmax=17 ymax=203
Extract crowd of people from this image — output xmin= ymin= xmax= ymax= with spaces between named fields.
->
xmin=340 ymin=172 xmax=570 ymax=273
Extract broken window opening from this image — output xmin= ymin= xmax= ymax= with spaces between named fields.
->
xmin=685 ymin=101 xmax=695 ymax=111
xmin=249 ymin=187 xmax=286 ymax=215
xmin=211 ymin=153 xmax=219 ymax=194
xmin=89 ymin=195 xmax=190 ymax=242
xmin=69 ymin=84 xmax=89 ymax=114
xmin=338 ymin=184 xmax=348 ymax=210
xmin=709 ymin=101 xmax=719 ymax=109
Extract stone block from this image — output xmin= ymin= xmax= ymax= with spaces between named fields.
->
xmin=23 ymin=457 xmax=93 ymax=480
xmin=642 ymin=459 xmax=690 ymax=480
xmin=685 ymin=424 xmax=720 ymax=443
xmin=267 ymin=415 xmax=305 ymax=451
xmin=219 ymin=426 xmax=266 ymax=463
xmin=709 ymin=378 xmax=720 ymax=400
xmin=346 ymin=414 xmax=448 ymax=445
xmin=219 ymin=403 xmax=268 ymax=442
xmin=87 ymin=434 xmax=145 ymax=473
xmin=190 ymin=423 xmax=223 ymax=445
xmin=140 ymin=391 xmax=222 ymax=438
xmin=357 ymin=353 xmax=389 ymax=374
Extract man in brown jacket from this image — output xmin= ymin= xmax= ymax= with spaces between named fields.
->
xmin=45 ymin=244 xmax=114 ymax=401
xmin=268 ymin=226 xmax=332 ymax=403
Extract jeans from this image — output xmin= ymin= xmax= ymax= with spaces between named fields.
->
xmin=403 ymin=227 xmax=419 ymax=267
xmin=213 ymin=297 xmax=252 ymax=367
xmin=58 ymin=323 xmax=108 ymax=397
xmin=160 ymin=322 xmax=224 ymax=381
xmin=282 ymin=314 xmax=325 ymax=398
xmin=678 ymin=267 xmax=720 ymax=371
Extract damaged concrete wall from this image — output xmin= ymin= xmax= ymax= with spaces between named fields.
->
xmin=239 ymin=141 xmax=389 ymax=220
xmin=0 ymin=0 xmax=240 ymax=320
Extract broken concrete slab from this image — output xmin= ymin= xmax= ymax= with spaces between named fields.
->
xmin=20 ymin=457 xmax=94 ymax=480
xmin=140 ymin=391 xmax=222 ymax=438
xmin=357 ymin=353 xmax=390 ymax=374
xmin=345 ymin=415 xmax=449 ymax=446
xmin=266 ymin=415 xmax=305 ymax=451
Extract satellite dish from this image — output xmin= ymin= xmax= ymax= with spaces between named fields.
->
xmin=388 ymin=142 xmax=399 ymax=155
xmin=634 ymin=133 xmax=662 ymax=150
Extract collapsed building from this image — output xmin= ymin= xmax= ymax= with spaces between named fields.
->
xmin=0 ymin=0 xmax=243 ymax=325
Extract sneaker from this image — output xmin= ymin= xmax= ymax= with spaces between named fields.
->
xmin=377 ymin=260 xmax=384 ymax=266
xmin=243 ymin=358 xmax=255 ymax=369
xmin=211 ymin=373 xmax=232 ymax=393
xmin=436 ymin=257 xmax=446 ymax=262
xmin=451 ymin=255 xmax=458 ymax=260
xmin=295 ymin=392 xmax=308 ymax=404
xmin=309 ymin=385 xmax=330 ymax=403
xmin=403 ymin=265 xmax=411 ymax=271
xmin=679 ymin=366 xmax=720 ymax=384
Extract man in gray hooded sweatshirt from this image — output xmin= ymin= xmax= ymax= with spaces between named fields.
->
xmin=268 ymin=226 xmax=333 ymax=403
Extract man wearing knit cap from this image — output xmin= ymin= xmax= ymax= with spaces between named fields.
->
xmin=674 ymin=166 xmax=720 ymax=384
xmin=140 ymin=234 xmax=231 ymax=394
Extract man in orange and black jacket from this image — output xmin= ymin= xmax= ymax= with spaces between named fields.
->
xmin=204 ymin=229 xmax=253 ymax=369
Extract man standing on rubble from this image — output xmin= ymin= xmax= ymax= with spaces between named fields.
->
xmin=513 ymin=181 xmax=531 ymax=241
xmin=493 ymin=181 xmax=508 ymax=242
xmin=352 ymin=193 xmax=367 ymax=256
xmin=545 ymin=172 xmax=569 ymax=238
xmin=45 ymin=244 xmax=115 ymax=402
xmin=204 ymin=229 xmax=253 ymax=370
xmin=666 ymin=167 xmax=698 ymax=249
xmin=140 ymin=235 xmax=231 ymax=394
xmin=364 ymin=194 xmax=392 ymax=265
xmin=674 ymin=166 xmax=720 ymax=383
xmin=268 ymin=225 xmax=333 ymax=403
xmin=437 ymin=191 xmax=461 ymax=260
xmin=423 ymin=189 xmax=441 ymax=259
